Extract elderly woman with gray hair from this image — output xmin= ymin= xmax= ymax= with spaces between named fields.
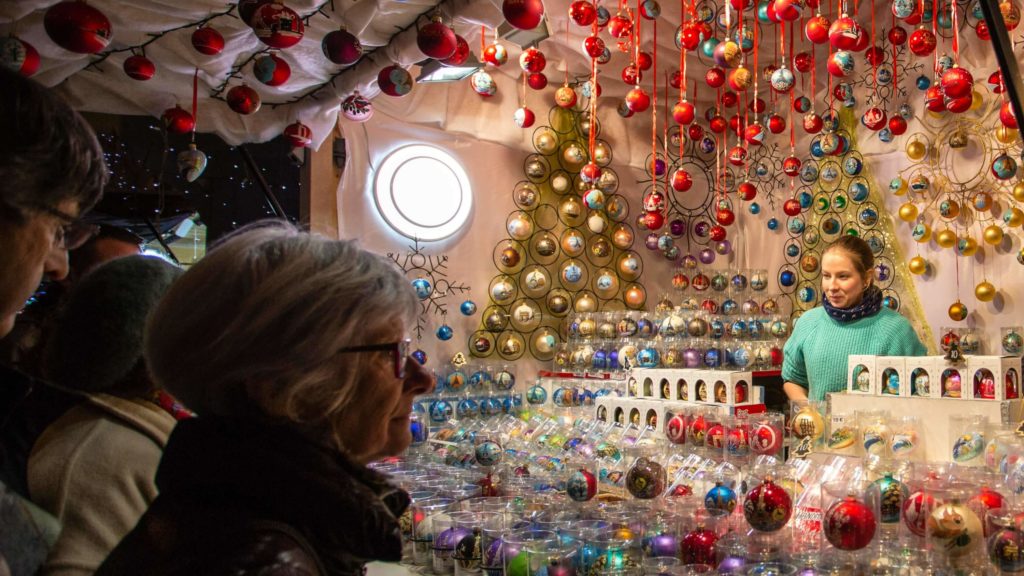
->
xmin=97 ymin=222 xmax=435 ymax=575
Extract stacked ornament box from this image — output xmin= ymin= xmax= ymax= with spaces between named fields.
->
xmin=846 ymin=354 xmax=1021 ymax=400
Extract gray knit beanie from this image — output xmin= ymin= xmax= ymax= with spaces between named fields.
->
xmin=45 ymin=255 xmax=182 ymax=395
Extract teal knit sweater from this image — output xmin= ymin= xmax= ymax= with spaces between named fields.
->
xmin=782 ymin=306 xmax=927 ymax=402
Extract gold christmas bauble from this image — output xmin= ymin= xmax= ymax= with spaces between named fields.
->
xmin=791 ymin=406 xmax=825 ymax=440
xmin=975 ymin=280 xmax=996 ymax=302
xmin=547 ymin=290 xmax=570 ymax=315
xmin=891 ymin=177 xmax=908 ymax=196
xmin=983 ymin=224 xmax=1005 ymax=245
xmin=971 ymin=89 xmax=984 ymax=111
xmin=906 ymin=139 xmax=927 ymax=161
xmin=908 ymin=256 xmax=928 ymax=275
xmin=559 ymin=196 xmax=584 ymax=224
xmin=594 ymin=142 xmax=611 ymax=165
xmin=956 ymin=236 xmax=978 ymax=257
xmin=612 ymin=225 xmax=634 ymax=249
xmin=507 ymin=214 xmax=533 ymax=240
xmin=1006 ymin=207 xmax=1024 ymax=228
xmin=590 ymin=237 xmax=611 ymax=258
xmin=912 ymin=222 xmax=932 ymax=243
xmin=1013 ymin=181 xmax=1024 ymax=202
xmin=562 ymin=143 xmax=586 ymax=167
xmin=500 ymin=246 xmax=522 ymax=268
xmin=535 ymin=235 xmax=557 ymax=257
xmin=534 ymin=129 xmax=558 ymax=154
xmin=948 ymin=300 xmax=968 ymax=322
xmin=561 ymin=230 xmax=585 ymax=256
xmin=936 ymin=228 xmax=957 ymax=249
xmin=575 ymin=292 xmax=597 ymax=313
xmin=898 ymin=202 xmax=919 ymax=222
xmin=624 ymin=284 xmax=646 ymax=309
xmin=996 ymin=125 xmax=1019 ymax=145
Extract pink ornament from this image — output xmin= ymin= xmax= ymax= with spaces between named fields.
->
xmin=250 ymin=3 xmax=304 ymax=49
xmin=44 ymin=1 xmax=112 ymax=54
xmin=123 ymin=54 xmax=155 ymax=81
xmin=322 ymin=28 xmax=362 ymax=65
xmin=341 ymin=92 xmax=373 ymax=122
xmin=227 ymin=85 xmax=261 ymax=115
xmin=192 ymin=26 xmax=225 ymax=56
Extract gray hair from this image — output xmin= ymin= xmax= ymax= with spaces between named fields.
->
xmin=144 ymin=221 xmax=418 ymax=448
xmin=45 ymin=255 xmax=182 ymax=397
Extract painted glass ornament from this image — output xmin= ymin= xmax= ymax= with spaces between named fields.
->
xmin=824 ymin=495 xmax=877 ymax=550
xmin=176 ymin=144 xmax=207 ymax=183
xmin=744 ymin=478 xmax=793 ymax=531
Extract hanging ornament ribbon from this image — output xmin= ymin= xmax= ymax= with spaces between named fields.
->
xmin=191 ymin=67 xmax=199 ymax=142
xmin=177 ymin=67 xmax=207 ymax=184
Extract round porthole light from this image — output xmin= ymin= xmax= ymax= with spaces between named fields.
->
xmin=374 ymin=144 xmax=472 ymax=241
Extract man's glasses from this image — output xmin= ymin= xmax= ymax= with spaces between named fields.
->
xmin=32 ymin=204 xmax=99 ymax=251
xmin=336 ymin=338 xmax=412 ymax=379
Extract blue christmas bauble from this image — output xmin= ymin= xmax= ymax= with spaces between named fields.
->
xmin=429 ymin=400 xmax=453 ymax=423
xmin=798 ymin=286 xmax=817 ymax=303
xmin=592 ymin=349 xmax=608 ymax=370
xmin=637 ymin=347 xmax=660 ymax=368
xmin=705 ymin=483 xmax=737 ymax=514
xmin=527 ymin=384 xmax=548 ymax=404
xmin=878 ymin=128 xmax=893 ymax=143
xmin=916 ymin=75 xmax=931 ymax=90
xmin=460 ymin=300 xmax=477 ymax=315
xmin=412 ymin=278 xmax=432 ymax=300
xmin=704 ymin=348 xmax=721 ymax=368
xmin=767 ymin=218 xmax=779 ymax=230
xmin=749 ymin=202 xmax=761 ymax=215
xmin=457 ymin=398 xmax=479 ymax=417
xmin=779 ymin=270 xmax=796 ymax=286
xmin=412 ymin=349 xmax=428 ymax=365
xmin=436 ymin=324 xmax=454 ymax=341
xmin=410 ymin=418 xmax=428 ymax=444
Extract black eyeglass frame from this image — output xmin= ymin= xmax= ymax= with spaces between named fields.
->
xmin=335 ymin=338 xmax=412 ymax=379
xmin=2 ymin=200 xmax=98 ymax=251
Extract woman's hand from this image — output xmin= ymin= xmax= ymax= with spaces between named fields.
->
xmin=783 ymin=381 xmax=808 ymax=404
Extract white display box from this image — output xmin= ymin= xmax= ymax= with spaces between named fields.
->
xmin=847 ymin=355 xmax=877 ymax=394
xmin=933 ymin=359 xmax=970 ymax=399
xmin=966 ymin=355 xmax=1023 ymax=401
xmin=875 ymin=356 xmax=909 ymax=397
xmin=693 ymin=372 xmax=714 ymax=403
xmin=595 ymin=395 xmax=614 ymax=423
xmin=706 ymin=371 xmax=756 ymax=405
xmin=626 ymin=374 xmax=640 ymax=398
xmin=630 ymin=399 xmax=665 ymax=433
xmin=905 ymin=357 xmax=936 ymax=398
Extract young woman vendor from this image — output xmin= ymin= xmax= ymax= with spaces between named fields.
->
xmin=782 ymin=236 xmax=927 ymax=402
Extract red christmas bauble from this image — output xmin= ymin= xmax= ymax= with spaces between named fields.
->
xmin=123 ymin=54 xmax=155 ymax=81
xmin=766 ymin=0 xmax=782 ymax=22
xmin=976 ymin=20 xmax=991 ymax=39
xmin=728 ymin=67 xmax=752 ymax=91
xmin=581 ymin=162 xmax=602 ymax=183
xmin=621 ymin=64 xmax=641 ymax=84
xmin=681 ymin=527 xmax=717 ymax=564
xmin=991 ymin=70 xmax=1006 ymax=93
xmin=738 ymin=181 xmax=757 ymax=200
xmin=378 ymin=65 xmax=414 ymax=97
xmin=945 ymin=94 xmax=972 ymax=114
xmin=750 ymin=97 xmax=767 ymax=113
xmin=254 ymin=53 xmax=290 ymax=86
xmin=284 ymin=121 xmax=312 ymax=148
xmin=162 ymin=106 xmax=195 ymax=135
xmin=322 ymin=28 xmax=362 ymax=66
xmin=688 ymin=124 xmax=705 ymax=141
xmin=925 ymin=85 xmax=946 ymax=112
xmin=644 ymin=211 xmax=665 ymax=230
xmin=829 ymin=16 xmax=864 ymax=50
xmin=794 ymin=51 xmax=813 ymax=72
xmin=227 ymin=84 xmax=261 ymax=114
xmin=678 ymin=22 xmax=704 ymax=50
xmin=716 ymin=208 xmax=736 ymax=226
xmin=825 ymin=496 xmax=877 ymax=550
xmin=706 ymin=67 xmax=726 ymax=88
xmin=583 ymin=35 xmax=606 ymax=58
xmin=569 ymin=0 xmax=598 ymax=26
xmin=744 ymin=123 xmax=766 ymax=146
xmin=864 ymin=46 xmax=885 ymax=66
xmin=751 ymin=422 xmax=783 ymax=453
xmin=770 ymin=346 xmax=783 ymax=366
xmin=44 ymin=1 xmax=112 ymax=54
xmin=728 ymin=144 xmax=748 ymax=165
xmin=805 ymin=14 xmax=831 ymax=44
xmin=706 ymin=423 xmax=726 ymax=448
xmin=729 ymin=114 xmax=746 ymax=135
xmin=250 ymin=3 xmax=304 ymax=49
xmin=670 ymin=69 xmax=683 ymax=89
xmin=861 ymin=107 xmax=887 ymax=131
xmin=666 ymin=412 xmax=688 ymax=444
xmin=514 ymin=106 xmax=536 ymax=128
xmin=608 ymin=14 xmax=633 ymax=38
xmin=889 ymin=115 xmax=908 ymax=135
xmin=709 ymin=115 xmax=728 ymax=133
xmin=192 ymin=26 xmax=225 ymax=56
xmin=519 ymin=47 xmax=546 ymax=73
xmin=239 ymin=0 xmax=272 ymax=23
xmin=768 ymin=114 xmax=786 ymax=133
xmin=783 ymin=198 xmax=802 ymax=216
xmin=626 ymin=87 xmax=651 ymax=112
xmin=527 ymin=72 xmax=548 ymax=90
xmin=709 ymin=224 xmax=727 ymax=241
xmin=783 ymin=155 xmax=802 ymax=176
xmin=902 ymin=491 xmax=935 ymax=537
xmin=826 ymin=50 xmax=855 ymax=77
xmin=744 ymin=479 xmax=793 ymax=532
xmin=888 ymin=25 xmax=908 ymax=45
xmin=672 ymin=169 xmax=694 ymax=192
xmin=721 ymin=91 xmax=738 ymax=108
xmin=775 ymin=0 xmax=804 ymax=21
xmin=503 ymin=0 xmax=545 ymax=30
xmin=803 ymin=112 xmax=823 ymax=133
xmin=637 ymin=51 xmax=653 ymax=71
xmin=0 ymin=37 xmax=40 ymax=77
xmin=441 ymin=35 xmax=470 ymax=66
xmin=941 ymin=66 xmax=974 ymax=98
xmin=1001 ymin=101 xmax=1019 ymax=128
xmin=908 ymin=28 xmax=937 ymax=56
xmin=417 ymin=18 xmax=457 ymax=60
xmin=673 ymin=100 xmax=696 ymax=125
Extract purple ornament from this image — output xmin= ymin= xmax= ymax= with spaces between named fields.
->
xmin=645 ymin=533 xmax=679 ymax=557
xmin=669 ymin=219 xmax=687 ymax=237
xmin=682 ymin=255 xmax=698 ymax=269
xmin=484 ymin=538 xmax=509 ymax=569
xmin=699 ymin=248 xmax=716 ymax=264
xmin=797 ymin=569 xmax=819 ymax=576
xmin=436 ymin=527 xmax=473 ymax=550
xmin=694 ymin=221 xmax=711 ymax=238
xmin=717 ymin=556 xmax=746 ymax=574
xmin=654 ymin=158 xmax=667 ymax=176
xmin=683 ymin=347 xmax=701 ymax=367
xmin=645 ymin=233 xmax=660 ymax=250
xmin=715 ymin=240 xmax=732 ymax=255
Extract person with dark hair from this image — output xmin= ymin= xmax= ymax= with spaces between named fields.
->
xmin=0 ymin=66 xmax=107 ymax=576
xmin=782 ymin=235 xmax=927 ymax=402
xmin=29 ymin=255 xmax=183 ymax=576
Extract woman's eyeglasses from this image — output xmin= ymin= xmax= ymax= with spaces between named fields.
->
xmin=336 ymin=338 xmax=412 ymax=378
